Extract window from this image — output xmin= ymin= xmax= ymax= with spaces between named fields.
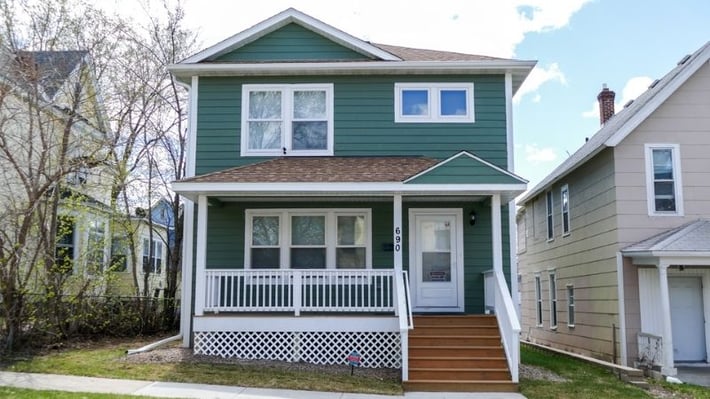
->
xmin=549 ymin=271 xmax=557 ymax=329
xmin=246 ymin=209 xmax=371 ymax=269
xmin=110 ymin=237 xmax=128 ymax=272
xmin=645 ymin=144 xmax=683 ymax=215
xmin=534 ymin=275 xmax=543 ymax=326
xmin=241 ymin=84 xmax=333 ymax=156
xmin=545 ymin=191 xmax=554 ymax=241
xmin=567 ymin=284 xmax=575 ymax=327
xmin=561 ymin=185 xmax=570 ymax=235
xmin=395 ymin=83 xmax=474 ymax=123
xmin=55 ymin=216 xmax=75 ymax=273
xmin=87 ymin=220 xmax=105 ymax=274
xmin=142 ymin=238 xmax=163 ymax=274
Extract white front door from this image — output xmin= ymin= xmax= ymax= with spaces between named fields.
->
xmin=670 ymin=276 xmax=707 ymax=362
xmin=409 ymin=210 xmax=464 ymax=312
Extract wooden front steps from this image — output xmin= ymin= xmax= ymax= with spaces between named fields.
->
xmin=404 ymin=315 xmax=517 ymax=392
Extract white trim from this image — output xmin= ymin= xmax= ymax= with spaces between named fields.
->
xmin=403 ymin=150 xmax=527 ymax=184
xmin=566 ymin=283 xmax=575 ymax=328
xmin=240 ymin=83 xmax=334 ymax=157
xmin=194 ymin=315 xmax=399 ymax=332
xmin=616 ymin=252 xmax=627 ymax=365
xmin=393 ymin=195 xmax=403 ymax=271
xmin=505 ymin=73 xmax=514 ymax=170
xmin=244 ymin=209 xmax=372 ymax=269
xmin=534 ymin=273 xmax=543 ymax=327
xmin=657 ymin=261 xmax=677 ymax=375
xmin=492 ymin=194 xmax=502 ymax=274
xmin=181 ymin=8 xmax=399 ymax=64
xmin=187 ymin=76 xmax=198 ymax=177
xmin=644 ymin=144 xmax=684 ymax=216
xmin=194 ymin=195 xmax=208 ymax=316
xmin=394 ymin=82 xmax=474 ymax=123
xmin=408 ymin=208 xmax=465 ymax=312
xmin=561 ymin=184 xmax=570 ymax=236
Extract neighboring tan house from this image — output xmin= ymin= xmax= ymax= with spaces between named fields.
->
xmin=169 ymin=8 xmax=534 ymax=392
xmin=517 ymin=41 xmax=710 ymax=376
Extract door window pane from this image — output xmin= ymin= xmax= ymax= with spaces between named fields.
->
xmin=422 ymin=252 xmax=451 ymax=282
xmin=402 ymin=89 xmax=429 ymax=116
xmin=440 ymin=89 xmax=467 ymax=116
xmin=420 ymin=221 xmax=451 ymax=251
xmin=291 ymin=216 xmax=325 ymax=245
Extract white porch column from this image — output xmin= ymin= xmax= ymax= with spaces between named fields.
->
xmin=194 ymin=195 xmax=208 ymax=316
xmin=491 ymin=194 xmax=503 ymax=273
xmin=393 ymin=194 xmax=403 ymax=271
xmin=657 ymin=261 xmax=676 ymax=375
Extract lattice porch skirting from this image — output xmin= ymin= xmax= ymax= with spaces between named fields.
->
xmin=194 ymin=331 xmax=401 ymax=368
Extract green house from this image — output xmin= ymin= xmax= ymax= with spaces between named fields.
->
xmin=170 ymin=8 xmax=534 ymax=391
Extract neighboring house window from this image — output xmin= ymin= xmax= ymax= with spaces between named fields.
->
xmin=561 ymin=184 xmax=570 ymax=235
xmin=87 ymin=220 xmax=105 ymax=274
xmin=394 ymin=83 xmax=474 ymax=123
xmin=110 ymin=237 xmax=128 ymax=272
xmin=246 ymin=209 xmax=371 ymax=269
xmin=645 ymin=144 xmax=683 ymax=215
xmin=534 ymin=275 xmax=543 ymax=326
xmin=142 ymin=238 xmax=163 ymax=274
xmin=241 ymin=84 xmax=334 ymax=156
xmin=545 ymin=191 xmax=554 ymax=241
xmin=55 ymin=216 xmax=75 ymax=273
xmin=567 ymin=284 xmax=575 ymax=327
xmin=517 ymin=213 xmax=527 ymax=254
xmin=549 ymin=271 xmax=557 ymax=329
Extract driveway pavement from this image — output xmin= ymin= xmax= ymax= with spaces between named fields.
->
xmin=0 ymin=371 xmax=528 ymax=399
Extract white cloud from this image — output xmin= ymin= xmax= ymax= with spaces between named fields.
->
xmin=172 ymin=0 xmax=591 ymax=59
xmin=582 ymin=76 xmax=654 ymax=118
xmin=525 ymin=144 xmax=557 ymax=164
xmin=513 ymin=63 xmax=567 ymax=104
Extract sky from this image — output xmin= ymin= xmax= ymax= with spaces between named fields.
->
xmin=113 ymin=0 xmax=710 ymax=189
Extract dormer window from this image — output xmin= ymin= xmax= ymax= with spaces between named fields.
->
xmin=394 ymin=83 xmax=474 ymax=123
xmin=241 ymin=84 xmax=334 ymax=156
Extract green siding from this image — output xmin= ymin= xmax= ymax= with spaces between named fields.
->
xmin=406 ymin=155 xmax=524 ymax=185
xmin=195 ymin=75 xmax=508 ymax=175
xmin=202 ymin=201 xmax=511 ymax=314
xmin=213 ymin=23 xmax=370 ymax=62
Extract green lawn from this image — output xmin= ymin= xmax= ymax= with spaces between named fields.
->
xmin=0 ymin=387 xmax=162 ymax=399
xmin=1 ymin=338 xmax=708 ymax=398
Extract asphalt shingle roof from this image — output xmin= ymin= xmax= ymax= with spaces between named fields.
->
xmin=14 ymin=50 xmax=87 ymax=98
xmin=623 ymin=219 xmax=710 ymax=253
xmin=179 ymin=156 xmax=439 ymax=183
xmin=371 ymin=43 xmax=510 ymax=62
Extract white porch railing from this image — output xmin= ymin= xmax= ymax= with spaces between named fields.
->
xmin=395 ymin=270 xmax=414 ymax=381
xmin=204 ymin=269 xmax=396 ymax=315
xmin=637 ymin=332 xmax=663 ymax=369
xmin=488 ymin=269 xmax=521 ymax=383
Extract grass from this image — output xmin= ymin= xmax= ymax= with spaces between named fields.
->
xmin=0 ymin=387 xmax=161 ymax=399
xmin=1 ymin=338 xmax=708 ymax=398
xmin=2 ymin=337 xmax=402 ymax=396
xmin=520 ymin=345 xmax=710 ymax=399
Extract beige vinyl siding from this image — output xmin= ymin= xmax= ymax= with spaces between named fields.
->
xmin=614 ymin=61 xmax=710 ymax=247
xmin=519 ymin=148 xmax=621 ymax=362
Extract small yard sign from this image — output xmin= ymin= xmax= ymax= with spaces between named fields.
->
xmin=346 ymin=350 xmax=362 ymax=375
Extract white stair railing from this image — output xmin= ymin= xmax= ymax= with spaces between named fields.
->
xmin=395 ymin=270 xmax=413 ymax=381
xmin=493 ymin=269 xmax=521 ymax=383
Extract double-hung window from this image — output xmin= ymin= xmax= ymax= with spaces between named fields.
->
xmin=545 ymin=191 xmax=554 ymax=241
xmin=241 ymin=84 xmax=334 ymax=156
xmin=561 ymin=184 xmax=570 ymax=235
xmin=55 ymin=216 xmax=75 ymax=273
xmin=87 ymin=220 xmax=106 ymax=274
xmin=246 ymin=209 xmax=371 ymax=269
xmin=567 ymin=284 xmax=575 ymax=327
xmin=142 ymin=238 xmax=163 ymax=274
xmin=534 ymin=274 xmax=543 ymax=327
xmin=645 ymin=144 xmax=683 ymax=215
xmin=395 ymin=83 xmax=474 ymax=123
xmin=549 ymin=271 xmax=557 ymax=329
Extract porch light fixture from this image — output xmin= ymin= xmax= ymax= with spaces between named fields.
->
xmin=469 ymin=210 xmax=477 ymax=226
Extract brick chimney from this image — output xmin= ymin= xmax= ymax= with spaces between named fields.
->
xmin=597 ymin=84 xmax=615 ymax=125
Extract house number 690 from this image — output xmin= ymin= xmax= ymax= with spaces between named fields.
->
xmin=394 ymin=227 xmax=401 ymax=252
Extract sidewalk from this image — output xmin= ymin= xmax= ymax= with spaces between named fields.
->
xmin=0 ymin=371 xmax=527 ymax=399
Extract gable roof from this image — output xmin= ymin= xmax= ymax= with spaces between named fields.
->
xmin=12 ymin=50 xmax=87 ymax=99
xmin=405 ymin=151 xmax=527 ymax=185
xmin=519 ymin=41 xmax=710 ymax=204
xmin=169 ymin=9 xmax=536 ymax=94
xmin=183 ymin=8 xmax=399 ymax=63
xmin=622 ymin=219 xmax=710 ymax=254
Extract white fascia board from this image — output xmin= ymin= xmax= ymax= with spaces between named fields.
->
xmin=181 ymin=8 xmax=399 ymax=64
xmin=172 ymin=181 xmax=527 ymax=194
xmin=168 ymin=60 xmax=536 ymax=77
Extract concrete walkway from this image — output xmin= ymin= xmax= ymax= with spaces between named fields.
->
xmin=0 ymin=371 xmax=527 ymax=399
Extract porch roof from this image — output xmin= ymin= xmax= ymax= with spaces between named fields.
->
xmin=622 ymin=219 xmax=710 ymax=259
xmin=172 ymin=155 xmax=527 ymax=202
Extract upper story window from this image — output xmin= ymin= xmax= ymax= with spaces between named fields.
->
xmin=246 ymin=209 xmax=371 ymax=269
xmin=645 ymin=144 xmax=683 ymax=216
xmin=394 ymin=83 xmax=474 ymax=123
xmin=561 ymin=184 xmax=570 ymax=236
xmin=241 ymin=84 xmax=334 ymax=156
xmin=545 ymin=191 xmax=554 ymax=241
